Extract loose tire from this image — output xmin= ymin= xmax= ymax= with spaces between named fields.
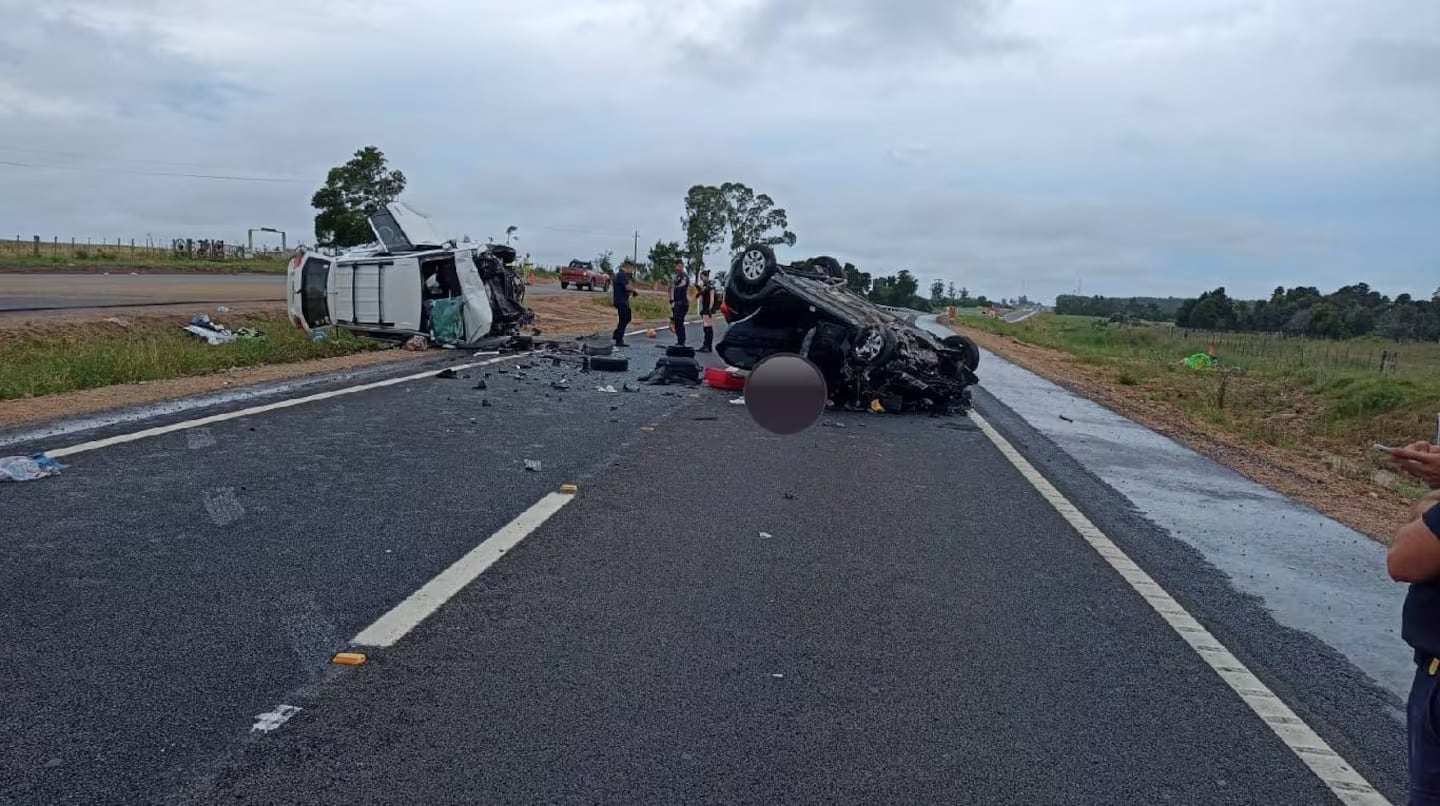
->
xmin=590 ymin=355 xmax=629 ymax=372
xmin=808 ymin=256 xmax=843 ymax=281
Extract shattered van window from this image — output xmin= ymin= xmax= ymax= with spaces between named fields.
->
xmin=371 ymin=211 xmax=413 ymax=253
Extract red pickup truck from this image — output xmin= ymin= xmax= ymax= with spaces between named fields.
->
xmin=559 ymin=260 xmax=611 ymax=292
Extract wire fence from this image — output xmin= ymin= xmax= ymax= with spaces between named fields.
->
xmin=1 ymin=236 xmax=292 ymax=262
xmin=1156 ymin=325 xmax=1440 ymax=377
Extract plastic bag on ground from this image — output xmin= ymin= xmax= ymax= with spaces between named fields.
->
xmin=0 ymin=454 xmax=68 ymax=482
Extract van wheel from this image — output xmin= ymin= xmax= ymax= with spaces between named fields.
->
xmin=560 ymin=281 xmax=569 ymax=290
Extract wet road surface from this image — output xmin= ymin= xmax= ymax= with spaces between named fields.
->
xmin=0 ymin=321 xmax=1410 ymax=805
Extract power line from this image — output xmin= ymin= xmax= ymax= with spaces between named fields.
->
xmin=0 ymin=159 xmax=305 ymax=184
xmin=0 ymin=143 xmax=272 ymax=172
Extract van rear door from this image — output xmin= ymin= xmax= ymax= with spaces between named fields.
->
xmin=288 ymin=253 xmax=334 ymax=329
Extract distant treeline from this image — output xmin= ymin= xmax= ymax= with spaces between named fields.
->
xmin=1054 ymin=295 xmax=1188 ymax=321
xmin=1174 ymin=284 xmax=1440 ymax=341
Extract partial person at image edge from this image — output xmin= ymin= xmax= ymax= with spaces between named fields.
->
xmin=1386 ymin=441 xmax=1440 ymax=805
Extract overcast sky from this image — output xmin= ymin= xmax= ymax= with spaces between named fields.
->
xmin=1 ymin=0 xmax=1436 ymax=302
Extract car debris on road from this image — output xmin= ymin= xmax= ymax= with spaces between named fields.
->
xmin=0 ymin=453 xmax=68 ymax=482
xmin=717 ymin=243 xmax=979 ymax=415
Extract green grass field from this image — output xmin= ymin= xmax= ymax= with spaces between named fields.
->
xmin=0 ymin=314 xmax=380 ymax=401
xmin=590 ymin=294 xmax=670 ymax=320
xmin=963 ymin=314 xmax=1440 ymax=479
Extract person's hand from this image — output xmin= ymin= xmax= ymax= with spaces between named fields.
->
xmin=1393 ymin=442 xmax=1440 ymax=490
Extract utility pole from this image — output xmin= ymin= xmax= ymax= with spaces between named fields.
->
xmin=632 ymin=230 xmax=639 ymax=264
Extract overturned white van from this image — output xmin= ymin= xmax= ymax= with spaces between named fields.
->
xmin=287 ymin=202 xmax=534 ymax=345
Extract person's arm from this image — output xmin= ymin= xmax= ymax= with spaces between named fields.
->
xmin=1388 ymin=501 xmax=1440 ymax=583
xmin=1393 ymin=443 xmax=1440 ymax=489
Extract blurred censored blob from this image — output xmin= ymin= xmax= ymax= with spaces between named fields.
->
xmin=745 ymin=354 xmax=828 ymax=435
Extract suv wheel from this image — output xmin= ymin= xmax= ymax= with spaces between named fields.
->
xmin=852 ymin=327 xmax=896 ymax=366
xmin=733 ymin=244 xmax=778 ymax=293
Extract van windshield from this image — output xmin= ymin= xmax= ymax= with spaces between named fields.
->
xmin=369 ymin=211 xmax=413 ymax=253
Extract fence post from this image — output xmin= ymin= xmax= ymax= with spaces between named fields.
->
xmin=32 ymin=235 xmax=40 ymax=257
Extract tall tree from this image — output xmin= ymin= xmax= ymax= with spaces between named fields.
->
xmin=946 ymin=281 xmax=958 ymax=301
xmin=929 ymin=279 xmax=946 ymax=304
xmin=596 ymin=249 xmax=615 ymax=274
xmin=721 ymin=182 xmax=797 ymax=254
xmin=311 ymin=146 xmax=407 ymax=248
xmin=681 ymin=185 xmax=728 ymax=270
xmin=646 ymin=240 xmax=684 ymax=283
xmin=505 ymin=225 xmax=518 ymax=244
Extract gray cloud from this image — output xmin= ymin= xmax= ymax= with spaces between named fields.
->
xmin=676 ymin=0 xmax=1025 ymax=76
xmin=0 ymin=0 xmax=1436 ymax=303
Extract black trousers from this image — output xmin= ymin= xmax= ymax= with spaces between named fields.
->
xmin=671 ymin=303 xmax=689 ymax=346
xmin=613 ymin=304 xmax=632 ymax=343
xmin=1411 ymin=659 xmax=1440 ymax=804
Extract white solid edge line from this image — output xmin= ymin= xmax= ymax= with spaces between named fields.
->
xmin=970 ymin=411 xmax=1391 ymax=806
xmin=45 ymin=354 xmax=522 ymax=459
xmin=351 ymin=491 xmax=573 ymax=648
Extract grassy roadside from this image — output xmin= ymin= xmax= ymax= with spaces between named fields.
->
xmin=953 ymin=313 xmax=1440 ymax=542
xmin=0 ymin=313 xmax=380 ymax=401
xmin=590 ymin=294 xmax=671 ymax=319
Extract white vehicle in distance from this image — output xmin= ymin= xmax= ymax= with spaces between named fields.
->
xmin=287 ymin=202 xmax=534 ymax=345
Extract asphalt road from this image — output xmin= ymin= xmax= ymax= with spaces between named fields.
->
xmin=0 ymin=322 xmax=1409 ymax=805
xmin=0 ymin=273 xmax=588 ymax=313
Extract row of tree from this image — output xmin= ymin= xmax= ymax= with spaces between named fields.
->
xmin=1173 ymin=284 xmax=1440 ymax=340
xmin=306 ymin=149 xmax=1002 ymax=311
xmin=1055 ymin=295 xmax=1188 ymax=321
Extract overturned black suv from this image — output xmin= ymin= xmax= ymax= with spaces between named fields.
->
xmin=717 ymin=244 xmax=980 ymax=414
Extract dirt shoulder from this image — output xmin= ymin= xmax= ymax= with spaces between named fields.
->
xmin=958 ymin=325 xmax=1414 ymax=544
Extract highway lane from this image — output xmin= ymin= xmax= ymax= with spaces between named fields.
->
xmin=0 ymin=325 xmax=1410 ymax=804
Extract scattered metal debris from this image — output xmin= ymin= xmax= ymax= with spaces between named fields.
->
xmin=524 ymin=459 xmax=542 ymax=472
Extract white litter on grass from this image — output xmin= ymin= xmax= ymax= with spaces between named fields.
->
xmin=730 ymin=398 xmax=746 ymax=406
xmin=597 ymin=385 xmax=618 ymax=393
xmin=770 ymin=673 xmax=785 ymax=679
xmin=216 ymin=305 xmax=232 ymax=313
xmin=524 ymin=459 xmax=542 ymax=472
xmin=251 ymin=704 xmax=301 ymax=733
xmin=759 ymin=532 xmax=773 ymax=539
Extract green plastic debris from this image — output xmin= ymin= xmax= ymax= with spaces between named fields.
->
xmin=1182 ymin=353 xmax=1215 ymax=370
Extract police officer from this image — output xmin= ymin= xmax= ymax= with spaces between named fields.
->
xmin=612 ymin=262 xmax=638 ymax=347
xmin=670 ymin=259 xmax=690 ymax=347
xmin=1388 ymin=441 xmax=1440 ymax=804
xmin=695 ymin=268 xmax=718 ymax=353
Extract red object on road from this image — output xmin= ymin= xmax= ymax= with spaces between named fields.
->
xmin=705 ymin=366 xmax=746 ymax=391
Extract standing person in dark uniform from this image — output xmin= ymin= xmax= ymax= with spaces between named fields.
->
xmin=1387 ymin=440 xmax=1440 ymax=805
xmin=695 ymin=268 xmax=718 ymax=353
xmin=612 ymin=262 xmax=638 ymax=347
xmin=670 ymin=259 xmax=690 ymax=347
